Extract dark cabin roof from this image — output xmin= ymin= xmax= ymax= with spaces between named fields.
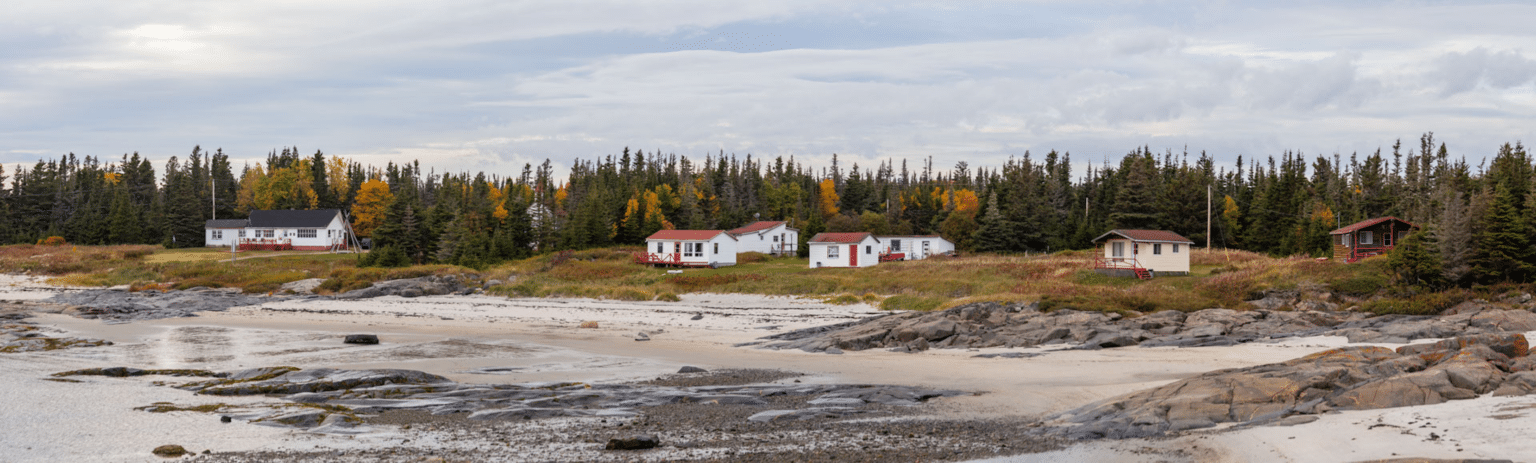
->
xmin=1330 ymin=216 xmax=1416 ymax=235
xmin=247 ymin=210 xmax=342 ymax=228
xmin=204 ymin=219 xmax=250 ymax=228
xmin=1091 ymin=229 xmax=1194 ymax=244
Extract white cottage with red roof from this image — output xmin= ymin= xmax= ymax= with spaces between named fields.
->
xmin=637 ymin=230 xmax=738 ymax=268
xmin=808 ymin=232 xmax=881 ymax=268
xmin=727 ymin=221 xmax=799 ymax=255
xmin=1090 ymin=229 xmax=1194 ymax=279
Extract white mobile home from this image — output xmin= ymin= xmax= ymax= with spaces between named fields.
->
xmin=204 ymin=209 xmax=351 ymax=251
xmin=1090 ymin=229 xmax=1193 ymax=278
xmin=808 ymin=232 xmax=881 ymax=268
xmin=638 ymin=230 xmax=738 ymax=268
xmin=728 ymin=221 xmax=799 ymax=256
xmin=876 ymin=235 xmax=954 ymax=260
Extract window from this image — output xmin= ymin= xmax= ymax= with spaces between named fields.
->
xmin=261 ymin=230 xmax=275 ymax=238
xmin=211 ymin=230 xmax=223 ymax=240
xmin=923 ymin=241 xmax=931 ymax=254
xmin=684 ymin=242 xmax=703 ymax=257
xmin=1153 ymin=243 xmax=1163 ymax=255
xmin=1112 ymin=242 xmax=1124 ymax=257
xmin=828 ymin=246 xmax=840 ymax=258
xmin=1173 ymin=244 xmax=1180 ymax=253
xmin=298 ymin=229 xmax=317 ymax=238
xmin=892 ymin=239 xmax=902 ymax=251
xmin=237 ymin=230 xmax=246 ymax=238
xmin=1360 ymin=231 xmax=1374 ymax=245
xmin=657 ymin=242 xmax=664 ymax=253
xmin=713 ymin=243 xmax=719 ymax=254
xmin=773 ymin=235 xmax=779 ymax=242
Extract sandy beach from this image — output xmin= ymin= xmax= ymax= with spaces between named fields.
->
xmin=3 ymin=274 xmax=1534 ymax=462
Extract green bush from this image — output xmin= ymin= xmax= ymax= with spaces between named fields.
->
xmin=879 ymin=294 xmax=945 ymax=311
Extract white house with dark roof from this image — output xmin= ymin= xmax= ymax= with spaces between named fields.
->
xmin=636 ymin=230 xmax=738 ymax=268
xmin=727 ymin=221 xmax=799 ymax=255
xmin=1090 ymin=229 xmax=1194 ymax=278
xmin=204 ymin=209 xmax=352 ymax=251
xmin=876 ymin=235 xmax=954 ymax=261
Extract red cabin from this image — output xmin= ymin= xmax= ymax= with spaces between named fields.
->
xmin=1330 ymin=217 xmax=1416 ymax=263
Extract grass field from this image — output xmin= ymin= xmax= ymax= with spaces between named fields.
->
xmin=4 ymin=243 xmax=1524 ymax=315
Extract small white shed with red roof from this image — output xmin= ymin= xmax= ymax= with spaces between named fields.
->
xmin=808 ymin=232 xmax=881 ymax=269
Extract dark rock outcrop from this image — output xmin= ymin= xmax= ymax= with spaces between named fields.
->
xmin=335 ymin=275 xmax=471 ymax=299
xmin=49 ymin=288 xmax=287 ymax=322
xmin=343 ymin=334 xmax=379 ymax=345
xmin=759 ymin=300 xmax=1536 ymax=354
xmin=605 ymin=435 xmax=660 ymax=450
xmin=1045 ymin=333 xmax=1535 ymax=439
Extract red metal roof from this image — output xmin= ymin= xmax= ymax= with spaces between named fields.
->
xmin=1092 ymin=229 xmax=1194 ymax=244
xmin=646 ymin=230 xmax=728 ymax=241
xmin=728 ymin=221 xmax=786 ymax=235
xmin=808 ymin=232 xmax=875 ymax=244
xmin=1330 ymin=216 xmax=1416 ymax=235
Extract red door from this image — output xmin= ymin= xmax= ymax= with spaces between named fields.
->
xmin=674 ymin=241 xmax=682 ymax=262
xmin=849 ymin=244 xmax=858 ymax=266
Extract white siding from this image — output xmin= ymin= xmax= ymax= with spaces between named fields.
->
xmin=732 ymin=224 xmax=799 ymax=255
xmin=1100 ymin=238 xmax=1189 ymax=273
xmin=808 ymin=236 xmax=880 ymax=268
xmin=644 ymin=234 xmax=738 ymax=267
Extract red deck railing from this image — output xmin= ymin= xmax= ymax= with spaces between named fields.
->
xmin=1347 ymin=245 xmax=1390 ymax=263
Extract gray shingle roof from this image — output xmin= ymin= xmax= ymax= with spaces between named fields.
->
xmin=205 ymin=219 xmax=250 ymax=228
xmin=247 ymin=210 xmax=342 ymax=228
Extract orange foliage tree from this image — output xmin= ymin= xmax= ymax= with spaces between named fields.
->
xmin=351 ymin=179 xmax=393 ymax=237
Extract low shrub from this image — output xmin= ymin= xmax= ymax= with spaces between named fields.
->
xmin=736 ymin=252 xmax=769 ymax=264
xmin=665 ymin=273 xmax=767 ymax=292
xmin=37 ymin=236 xmax=67 ymax=246
xmin=880 ymin=294 xmax=946 ymax=311
xmin=1362 ymin=289 xmax=1474 ymax=315
xmin=824 ymin=293 xmax=863 ymax=305
xmin=655 ymin=292 xmax=681 ymax=302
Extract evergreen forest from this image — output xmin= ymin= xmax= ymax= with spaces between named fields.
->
xmin=0 ymin=133 xmax=1532 ymax=286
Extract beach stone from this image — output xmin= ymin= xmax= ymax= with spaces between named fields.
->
xmin=278 ymin=278 xmax=325 ymax=294
xmin=343 ymin=334 xmax=379 ymax=345
xmin=605 ymin=435 xmax=660 ymax=450
xmin=152 ymin=445 xmax=188 ymax=457
xmin=635 ymin=332 xmax=650 ymax=341
xmin=690 ymin=313 xmax=703 ymax=320
xmin=677 ymin=366 xmax=706 ymax=373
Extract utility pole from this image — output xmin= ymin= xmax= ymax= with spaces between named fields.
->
xmin=1206 ymin=184 xmax=1212 ymax=249
xmin=211 ymin=161 xmax=216 ymax=220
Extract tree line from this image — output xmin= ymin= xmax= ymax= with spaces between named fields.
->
xmin=0 ymin=133 xmax=1530 ymax=285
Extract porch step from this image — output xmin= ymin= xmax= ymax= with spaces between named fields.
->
xmin=1133 ymin=268 xmax=1152 ymax=280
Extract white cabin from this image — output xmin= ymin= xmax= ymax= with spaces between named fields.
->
xmin=1091 ymin=229 xmax=1193 ymax=277
xmin=640 ymin=230 xmax=738 ymax=267
xmin=205 ymin=209 xmax=351 ymax=250
xmin=808 ymin=232 xmax=881 ymax=268
xmin=727 ymin=221 xmax=799 ymax=256
xmin=876 ymin=235 xmax=955 ymax=260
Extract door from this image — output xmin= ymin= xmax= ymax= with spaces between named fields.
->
xmin=673 ymin=241 xmax=681 ymax=261
xmin=849 ymin=244 xmax=858 ymax=266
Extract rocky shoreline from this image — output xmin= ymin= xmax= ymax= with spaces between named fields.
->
xmin=56 ymin=366 xmax=1061 ymax=462
xmin=757 ymin=296 xmax=1536 ymax=353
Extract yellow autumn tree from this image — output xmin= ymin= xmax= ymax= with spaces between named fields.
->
xmin=326 ymin=156 xmax=351 ymax=202
xmin=236 ymin=165 xmax=266 ymax=213
xmin=352 ymin=179 xmax=393 ymax=237
xmin=488 ymin=182 xmax=509 ymax=222
xmin=818 ymin=179 xmax=840 ymax=218
xmin=952 ymin=189 xmax=980 ymax=216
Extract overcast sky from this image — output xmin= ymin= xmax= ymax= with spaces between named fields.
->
xmin=5 ymin=1 xmax=1536 ymax=179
